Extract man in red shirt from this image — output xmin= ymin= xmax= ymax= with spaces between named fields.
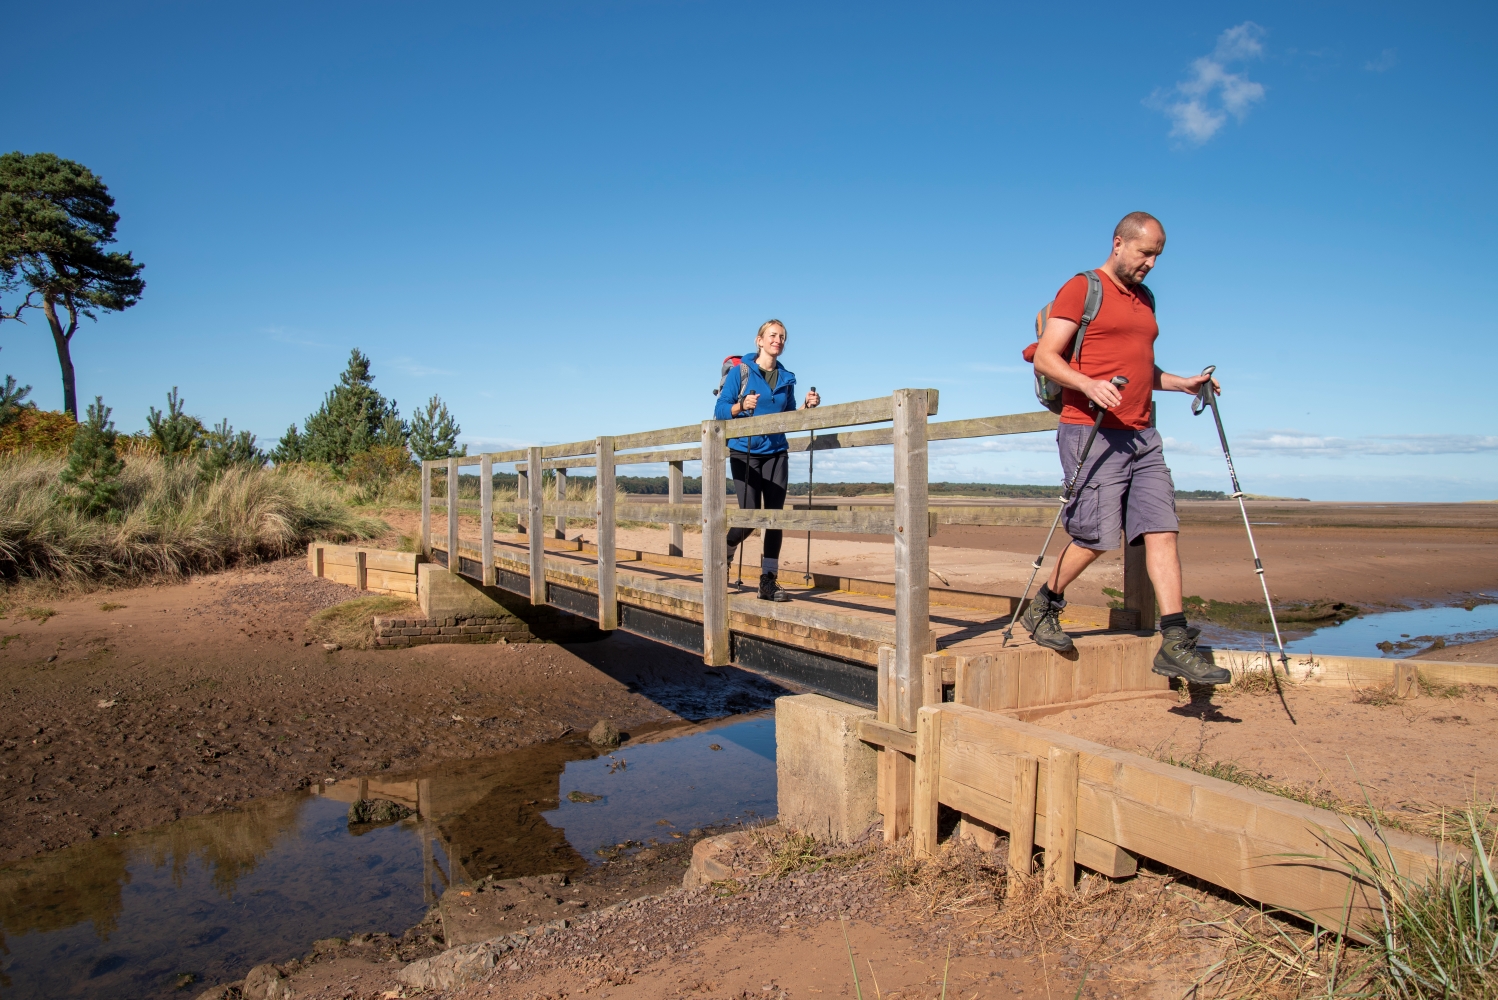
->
xmin=1023 ymin=212 xmax=1229 ymax=686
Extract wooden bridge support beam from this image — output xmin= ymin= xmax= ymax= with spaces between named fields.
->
xmin=446 ymin=458 xmax=459 ymax=575
xmin=595 ymin=436 xmax=617 ymax=629
xmin=420 ymin=461 xmax=432 ymax=557
xmin=527 ymin=446 xmax=545 ymax=605
xmin=701 ymin=420 xmax=729 ymax=665
xmin=668 ymin=459 xmax=685 ymax=558
xmin=892 ymin=388 xmax=931 ymax=731
xmin=480 ymin=454 xmax=494 ymax=585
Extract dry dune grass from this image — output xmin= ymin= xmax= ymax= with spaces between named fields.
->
xmin=0 ymin=453 xmax=384 ymax=588
xmin=306 ymin=594 xmax=418 ymax=649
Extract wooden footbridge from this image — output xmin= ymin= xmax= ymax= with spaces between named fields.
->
xmin=420 ymin=389 xmax=1161 ymax=708
xmin=417 ymin=388 xmax=1461 ymax=935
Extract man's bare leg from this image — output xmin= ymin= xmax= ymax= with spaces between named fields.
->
xmin=1143 ymin=531 xmax=1183 ymax=615
xmin=1046 ymin=541 xmax=1104 ymax=594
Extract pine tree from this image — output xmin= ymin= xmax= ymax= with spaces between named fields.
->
xmin=270 ymin=424 xmax=303 ymax=464
xmin=59 ymin=396 xmax=124 ymax=515
xmin=297 ymin=349 xmax=403 ymax=467
xmin=0 ymin=348 xmax=31 ymax=427
xmin=145 ymin=387 xmax=203 ymax=466
xmin=198 ymin=418 xmax=266 ymax=479
xmin=408 ymin=394 xmax=465 ymax=461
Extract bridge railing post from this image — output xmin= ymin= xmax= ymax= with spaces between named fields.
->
xmin=420 ymin=460 xmax=432 ymax=557
xmin=527 ymin=446 xmax=545 ymax=605
xmin=554 ymin=467 xmax=568 ymax=539
xmin=446 ymin=458 xmax=459 ymax=574
xmin=892 ymin=388 xmax=931 ymax=732
xmin=667 ymin=459 xmax=684 ymax=558
xmin=701 ymin=420 xmax=729 ymax=665
xmin=595 ymin=437 xmax=617 ymax=629
xmin=516 ymin=458 xmax=528 ymax=535
xmin=1124 ymin=538 xmax=1155 ymax=632
xmin=480 ymin=455 xmax=494 ymax=585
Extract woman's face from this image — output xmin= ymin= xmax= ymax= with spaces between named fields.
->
xmin=756 ymin=324 xmax=787 ymax=358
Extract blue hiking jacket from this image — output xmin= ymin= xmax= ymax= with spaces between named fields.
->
xmin=714 ymin=352 xmax=799 ymax=455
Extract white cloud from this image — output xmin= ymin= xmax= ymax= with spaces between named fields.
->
xmin=1236 ymin=431 xmax=1498 ymax=458
xmin=1150 ymin=22 xmax=1268 ymax=145
xmin=1365 ymin=49 xmax=1398 ymax=73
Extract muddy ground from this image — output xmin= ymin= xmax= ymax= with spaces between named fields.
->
xmin=0 ymin=559 xmax=786 ymax=863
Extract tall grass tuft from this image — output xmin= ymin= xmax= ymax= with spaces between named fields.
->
xmin=0 ymin=452 xmax=384 ymax=586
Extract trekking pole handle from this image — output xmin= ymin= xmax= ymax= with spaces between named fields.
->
xmin=1192 ymin=366 xmax=1217 ymax=415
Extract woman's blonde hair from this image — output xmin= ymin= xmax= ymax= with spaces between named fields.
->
xmin=756 ymin=318 xmax=787 ymax=339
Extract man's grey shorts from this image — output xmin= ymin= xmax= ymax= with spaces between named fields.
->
xmin=1057 ymin=424 xmax=1179 ymax=551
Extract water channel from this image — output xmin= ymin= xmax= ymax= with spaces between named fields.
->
xmin=1198 ymin=598 xmax=1498 ymax=659
xmin=0 ymin=712 xmax=776 ymax=1000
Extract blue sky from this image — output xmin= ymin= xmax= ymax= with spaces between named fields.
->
xmin=2 ymin=1 xmax=1494 ymax=499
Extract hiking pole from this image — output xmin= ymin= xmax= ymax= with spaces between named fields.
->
xmin=1192 ymin=366 xmax=1291 ymax=676
xmin=1002 ymin=376 xmax=1128 ymax=645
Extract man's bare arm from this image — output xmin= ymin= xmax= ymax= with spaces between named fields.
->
xmin=1154 ymin=365 xmax=1221 ymax=395
xmin=1033 ymin=316 xmax=1124 ymax=410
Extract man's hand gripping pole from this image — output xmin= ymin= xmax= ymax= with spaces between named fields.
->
xmin=1001 ymin=376 xmax=1128 ymax=645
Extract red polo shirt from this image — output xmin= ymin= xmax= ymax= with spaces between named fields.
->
xmin=1049 ymin=271 xmax=1157 ymax=430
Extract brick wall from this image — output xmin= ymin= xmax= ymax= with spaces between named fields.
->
xmin=372 ymin=614 xmax=537 ymax=648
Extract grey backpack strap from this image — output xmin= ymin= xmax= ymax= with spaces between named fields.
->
xmin=736 ymin=362 xmax=752 ymax=405
xmin=1070 ymin=270 xmax=1104 ymax=364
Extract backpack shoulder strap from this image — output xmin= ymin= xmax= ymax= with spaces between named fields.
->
xmin=1069 ymin=270 xmax=1104 ymax=364
xmin=737 ymin=362 xmax=752 ymax=405
xmin=1135 ymin=282 xmax=1155 ymax=312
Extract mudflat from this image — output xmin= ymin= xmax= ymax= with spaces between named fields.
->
xmin=0 ymin=558 xmax=785 ymax=863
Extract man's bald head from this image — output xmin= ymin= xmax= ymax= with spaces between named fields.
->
xmin=1114 ymin=211 xmax=1164 ymax=243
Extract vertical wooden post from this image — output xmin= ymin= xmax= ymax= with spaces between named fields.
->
xmin=912 ymin=706 xmax=942 ymax=858
xmin=700 ymin=420 xmax=729 ymax=666
xmin=516 ymin=459 xmax=528 ymax=535
xmin=595 ymin=437 xmax=617 ymax=629
xmin=480 ymin=454 xmax=494 ymax=586
xmin=355 ymin=550 xmax=367 ymax=591
xmin=1008 ymin=753 xmax=1039 ymax=876
xmin=892 ymin=388 xmax=931 ymax=732
xmin=667 ymin=460 xmax=685 ymax=558
xmin=554 ymin=467 xmax=568 ymax=540
xmin=446 ymin=458 xmax=459 ymax=575
xmin=527 ymin=447 xmax=545 ymax=605
xmin=1046 ymin=748 xmax=1079 ymax=893
xmin=878 ymin=645 xmax=912 ymax=841
xmin=420 ymin=461 xmax=432 ymax=557
xmin=312 ymin=545 xmax=324 ymax=579
xmin=1124 ymin=537 xmax=1155 ymax=631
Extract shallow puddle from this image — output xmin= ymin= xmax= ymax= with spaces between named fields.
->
xmin=0 ymin=712 xmax=776 ymax=999
xmin=1202 ymin=599 xmax=1498 ymax=659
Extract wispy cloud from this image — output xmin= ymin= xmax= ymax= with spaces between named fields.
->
xmin=1150 ymin=23 xmax=1267 ymax=145
xmin=1365 ymin=48 xmax=1398 ymax=73
xmin=1236 ymin=431 xmax=1498 ymax=458
xmin=264 ymin=326 xmax=333 ymax=350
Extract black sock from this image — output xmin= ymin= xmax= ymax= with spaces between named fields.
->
xmin=1038 ymin=583 xmax=1063 ymax=604
xmin=1160 ymin=611 xmax=1188 ymax=632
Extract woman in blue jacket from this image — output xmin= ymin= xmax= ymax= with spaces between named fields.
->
xmin=714 ymin=319 xmax=821 ymax=601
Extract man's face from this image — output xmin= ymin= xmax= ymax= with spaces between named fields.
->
xmin=1110 ymin=225 xmax=1166 ymax=285
xmin=757 ymin=324 xmax=786 ymax=358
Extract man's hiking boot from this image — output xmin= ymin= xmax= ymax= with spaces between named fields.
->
xmin=758 ymin=572 xmax=791 ymax=602
xmin=1153 ymin=625 xmax=1230 ymax=685
xmin=1019 ymin=592 xmax=1074 ymax=652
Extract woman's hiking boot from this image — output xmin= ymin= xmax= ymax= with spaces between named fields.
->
xmin=758 ymin=572 xmax=791 ymax=602
xmin=1019 ymin=592 xmax=1074 ymax=652
xmin=1152 ymin=625 xmax=1230 ymax=685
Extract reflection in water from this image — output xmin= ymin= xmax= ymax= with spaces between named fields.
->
xmin=1200 ymin=601 xmax=1498 ymax=659
xmin=0 ymin=712 xmax=778 ymax=1000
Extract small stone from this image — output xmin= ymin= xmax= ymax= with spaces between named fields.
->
xmin=242 ymin=963 xmax=292 ymax=1000
xmin=313 ymin=936 xmax=345 ymax=954
xmin=588 ymin=719 xmax=620 ymax=748
xmin=323 ymin=642 xmax=341 ymax=651
xmin=348 ymin=798 xmax=414 ymax=824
